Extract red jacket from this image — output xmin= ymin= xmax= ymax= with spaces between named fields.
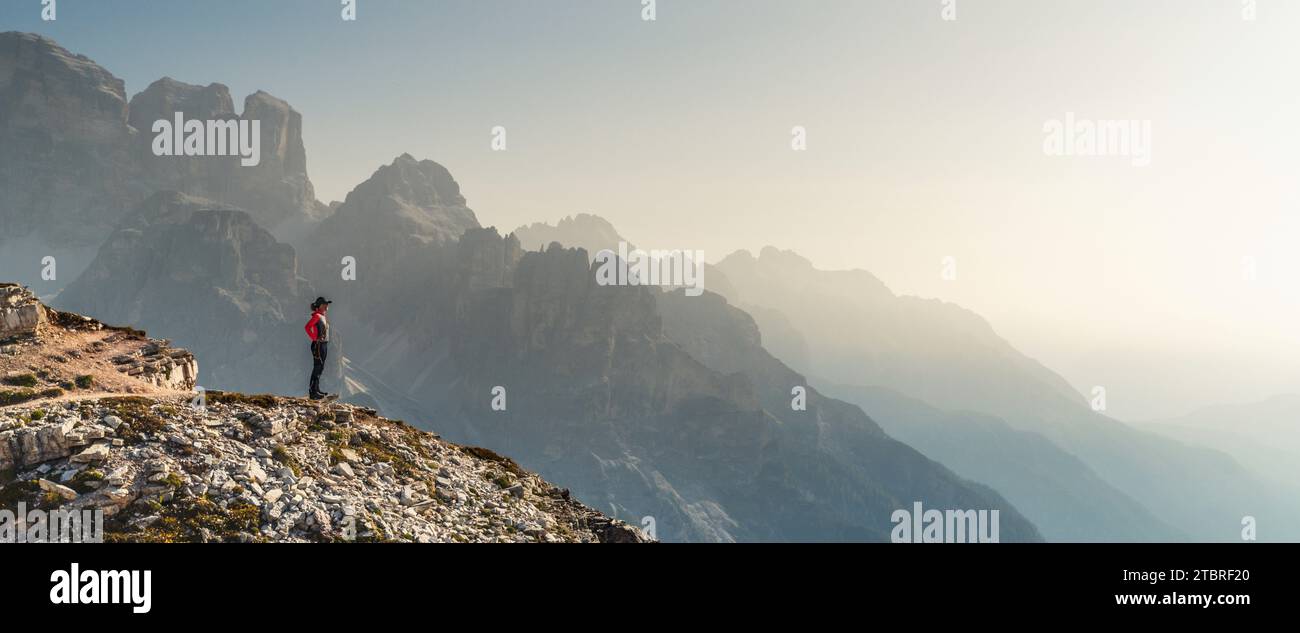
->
xmin=305 ymin=310 xmax=329 ymax=342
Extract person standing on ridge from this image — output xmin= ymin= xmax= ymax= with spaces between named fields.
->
xmin=305 ymin=297 xmax=332 ymax=400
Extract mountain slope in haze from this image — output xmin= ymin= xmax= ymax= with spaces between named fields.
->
xmin=299 ymin=158 xmax=1042 ymax=542
xmin=714 ymin=246 xmax=1300 ymax=541
xmin=0 ymin=33 xmax=325 ymax=294
xmin=54 ymin=191 xmax=335 ymax=397
xmin=1136 ymin=394 xmax=1300 ymax=487
xmin=716 ymin=247 xmax=1085 ymax=418
xmin=820 ymin=383 xmax=1186 ymax=542
xmin=654 ymin=287 xmax=1182 ymax=542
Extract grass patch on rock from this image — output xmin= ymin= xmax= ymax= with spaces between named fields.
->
xmin=271 ymin=444 xmax=302 ymax=477
xmin=461 ymin=445 xmax=528 ymax=477
xmin=207 ymin=391 xmax=279 ymax=408
xmin=0 ymin=479 xmax=41 ymax=509
xmin=2 ymin=373 xmax=38 ymax=388
xmin=0 ymin=387 xmax=64 ymax=407
xmin=105 ymin=496 xmax=263 ymax=543
xmin=68 ymin=469 xmax=105 ymax=494
xmin=98 ymin=396 xmax=167 ymax=443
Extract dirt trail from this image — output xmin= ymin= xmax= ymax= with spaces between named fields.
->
xmin=2 ymin=308 xmax=198 ymax=407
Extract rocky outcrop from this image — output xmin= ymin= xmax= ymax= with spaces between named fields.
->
xmin=1 ymin=294 xmax=198 ymax=400
xmin=0 ymin=417 xmax=76 ymax=472
xmin=1 ymin=288 xmax=196 ymax=471
xmin=107 ymin=338 xmax=198 ymax=392
xmin=1 ymin=284 xmax=46 ymax=338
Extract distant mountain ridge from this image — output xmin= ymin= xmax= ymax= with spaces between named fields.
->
xmin=514 ymin=213 xmax=628 ymax=258
xmin=711 ymin=245 xmax=1300 ymax=541
xmin=296 ymin=163 xmax=1042 ymax=542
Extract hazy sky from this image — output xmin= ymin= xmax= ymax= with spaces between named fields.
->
xmin=11 ymin=0 xmax=1300 ymax=418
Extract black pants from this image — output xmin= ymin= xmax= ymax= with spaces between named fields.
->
xmin=309 ymin=341 xmax=328 ymax=395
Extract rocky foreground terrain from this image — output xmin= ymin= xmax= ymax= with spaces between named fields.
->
xmin=0 ymin=284 xmax=649 ymax=543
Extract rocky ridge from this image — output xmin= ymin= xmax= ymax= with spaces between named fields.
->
xmin=0 ymin=285 xmax=649 ymax=543
xmin=1 ymin=394 xmax=648 ymax=543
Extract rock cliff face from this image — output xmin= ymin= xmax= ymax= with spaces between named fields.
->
xmin=0 ymin=33 xmax=324 ymax=294
xmin=0 ymin=288 xmax=648 ymax=543
xmin=54 ymin=192 xmax=328 ymax=396
xmin=0 ymin=32 xmax=140 ymax=246
xmin=129 ymin=79 xmax=326 ymax=236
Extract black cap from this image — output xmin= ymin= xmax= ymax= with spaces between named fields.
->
xmin=312 ymin=297 xmax=333 ymax=309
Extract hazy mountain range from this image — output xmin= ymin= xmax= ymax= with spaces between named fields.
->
xmin=0 ymin=32 xmax=323 ymax=296
xmin=1135 ymin=395 xmax=1300 ymax=488
xmin=3 ymin=32 xmax=1294 ymax=542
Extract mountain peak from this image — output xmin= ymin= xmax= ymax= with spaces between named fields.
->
xmin=368 ymin=154 xmax=468 ymax=208
xmin=129 ymin=78 xmax=236 ymax=126
xmin=0 ymin=32 xmax=123 ymax=95
xmin=757 ymin=245 xmax=815 ymax=269
xmin=317 ymin=155 xmax=478 ymax=246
